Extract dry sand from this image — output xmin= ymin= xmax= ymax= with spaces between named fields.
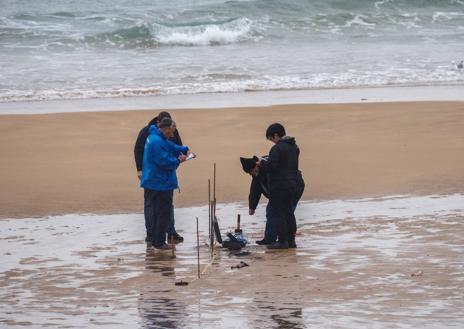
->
xmin=1 ymin=101 xmax=464 ymax=218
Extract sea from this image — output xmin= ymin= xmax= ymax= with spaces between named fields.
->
xmin=1 ymin=0 xmax=464 ymax=103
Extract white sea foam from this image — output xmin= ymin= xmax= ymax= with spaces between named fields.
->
xmin=154 ymin=18 xmax=254 ymax=46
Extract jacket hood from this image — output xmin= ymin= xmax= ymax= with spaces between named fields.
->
xmin=148 ymin=117 xmax=158 ymax=126
xmin=279 ymin=136 xmax=296 ymax=145
xmin=149 ymin=124 xmax=164 ymax=139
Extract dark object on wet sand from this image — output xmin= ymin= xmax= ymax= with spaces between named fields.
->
xmin=223 ymin=232 xmax=246 ymax=250
xmin=267 ymin=241 xmax=289 ymax=250
xmin=231 ymin=261 xmax=249 ymax=269
xmin=168 ymin=233 xmax=184 ymax=243
xmin=223 ymin=240 xmax=243 ymax=250
xmin=235 ymin=214 xmax=242 ymax=234
xmin=233 ymin=251 xmax=251 ymax=257
xmin=213 ymin=216 xmax=223 ymax=244
xmin=175 ymin=280 xmax=189 ymax=286
xmin=154 ymin=244 xmax=171 ymax=250
xmin=256 ymin=239 xmax=272 ymax=245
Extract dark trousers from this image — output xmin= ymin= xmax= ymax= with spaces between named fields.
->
xmin=269 ymin=188 xmax=297 ymax=243
xmin=145 ymin=189 xmax=174 ymax=247
xmin=144 ymin=189 xmax=177 ymax=237
xmin=264 ymin=200 xmax=298 ymax=243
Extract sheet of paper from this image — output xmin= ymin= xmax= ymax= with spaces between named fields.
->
xmin=186 ymin=153 xmax=196 ymax=161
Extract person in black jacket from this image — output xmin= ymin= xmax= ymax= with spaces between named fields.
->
xmin=134 ymin=111 xmax=184 ymax=243
xmin=240 ymin=156 xmax=273 ymax=245
xmin=241 ymin=155 xmax=305 ymax=246
xmin=259 ymin=123 xmax=301 ymax=249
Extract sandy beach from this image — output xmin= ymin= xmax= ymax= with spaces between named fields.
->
xmin=1 ymin=101 xmax=464 ymax=219
xmin=1 ymin=195 xmax=463 ymax=328
xmin=1 ymin=100 xmax=464 ymax=328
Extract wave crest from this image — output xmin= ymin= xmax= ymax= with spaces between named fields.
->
xmin=154 ymin=18 xmax=255 ymax=46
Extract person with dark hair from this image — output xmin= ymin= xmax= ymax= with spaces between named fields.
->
xmin=241 ymin=154 xmax=304 ymax=246
xmin=258 ymin=123 xmax=302 ymax=249
xmin=134 ymin=111 xmax=183 ymax=243
xmin=141 ymin=117 xmax=193 ymax=250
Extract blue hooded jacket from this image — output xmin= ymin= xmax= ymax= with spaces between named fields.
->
xmin=140 ymin=126 xmax=189 ymax=191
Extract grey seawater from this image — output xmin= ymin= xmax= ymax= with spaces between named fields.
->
xmin=1 ymin=0 xmax=464 ymax=104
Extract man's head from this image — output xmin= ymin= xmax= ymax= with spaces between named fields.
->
xmin=153 ymin=111 xmax=172 ymax=127
xmin=158 ymin=118 xmax=176 ymax=139
xmin=158 ymin=111 xmax=172 ymax=121
xmin=265 ymin=123 xmax=286 ymax=144
xmin=240 ymin=156 xmax=259 ymax=176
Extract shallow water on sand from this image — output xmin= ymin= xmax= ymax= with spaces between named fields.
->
xmin=1 ymin=194 xmax=463 ymax=328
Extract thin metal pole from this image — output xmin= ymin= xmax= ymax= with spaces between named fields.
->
xmin=212 ymin=163 xmax=217 ymax=255
xmin=213 ymin=163 xmax=216 ymax=203
xmin=196 ymin=217 xmax=200 ymax=279
xmin=208 ymin=179 xmax=211 ymax=247
xmin=210 ymin=201 xmax=214 ymax=258
xmin=171 ymin=236 xmax=175 ymax=258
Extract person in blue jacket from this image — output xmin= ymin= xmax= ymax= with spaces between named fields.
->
xmin=141 ymin=117 xmax=193 ymax=250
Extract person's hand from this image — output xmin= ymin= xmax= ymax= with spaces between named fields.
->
xmin=137 ymin=171 xmax=142 ymax=180
xmin=179 ymin=154 xmax=187 ymax=163
xmin=249 ymin=209 xmax=255 ymax=215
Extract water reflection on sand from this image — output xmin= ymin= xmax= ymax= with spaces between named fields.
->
xmin=1 ymin=194 xmax=464 ymax=328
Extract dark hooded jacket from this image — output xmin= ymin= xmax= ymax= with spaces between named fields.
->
xmin=260 ymin=136 xmax=300 ymax=192
xmin=248 ymin=159 xmax=271 ymax=210
xmin=249 ymin=155 xmax=305 ymax=210
xmin=134 ymin=117 xmax=183 ymax=171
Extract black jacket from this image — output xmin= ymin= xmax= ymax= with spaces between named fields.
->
xmin=261 ymin=136 xmax=300 ymax=192
xmin=248 ymin=165 xmax=270 ymax=210
xmin=249 ymin=157 xmax=305 ymax=210
xmin=133 ymin=117 xmax=183 ymax=171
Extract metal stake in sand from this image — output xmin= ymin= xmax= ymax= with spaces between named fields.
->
xmin=208 ymin=179 xmax=211 ymax=247
xmin=171 ymin=236 xmax=176 ymax=258
xmin=196 ymin=217 xmax=200 ymax=279
xmin=212 ymin=163 xmax=217 ymax=257
xmin=236 ymin=214 xmax=241 ymax=233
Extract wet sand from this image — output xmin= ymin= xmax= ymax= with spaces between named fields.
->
xmin=1 ymin=195 xmax=463 ymax=328
xmin=1 ymin=101 xmax=464 ymax=219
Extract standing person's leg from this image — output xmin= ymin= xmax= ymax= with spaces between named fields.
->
xmin=287 ymin=196 xmax=298 ymax=248
xmin=166 ymin=193 xmax=184 ymax=243
xmin=144 ymin=189 xmax=156 ymax=242
xmin=153 ymin=190 xmax=174 ymax=249
xmin=268 ymin=189 xmax=290 ymax=249
xmin=166 ymin=205 xmax=176 ymax=236
xmin=264 ymin=202 xmax=277 ymax=243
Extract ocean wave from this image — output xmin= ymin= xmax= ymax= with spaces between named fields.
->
xmin=154 ymin=17 xmax=255 ymax=46
xmin=2 ymin=68 xmax=463 ymax=103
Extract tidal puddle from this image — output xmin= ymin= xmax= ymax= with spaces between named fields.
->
xmin=1 ymin=194 xmax=463 ymax=328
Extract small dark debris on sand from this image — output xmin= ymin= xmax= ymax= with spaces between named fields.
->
xmin=231 ymin=261 xmax=249 ymax=269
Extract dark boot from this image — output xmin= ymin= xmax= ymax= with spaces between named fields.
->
xmin=168 ymin=233 xmax=184 ymax=243
xmin=288 ymin=240 xmax=297 ymax=248
xmin=267 ymin=241 xmax=289 ymax=250
xmin=154 ymin=244 xmax=171 ymax=250
xmin=256 ymin=239 xmax=272 ymax=245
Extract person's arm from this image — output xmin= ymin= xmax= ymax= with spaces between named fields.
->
xmin=248 ymin=177 xmax=262 ymax=215
xmin=168 ymin=140 xmax=189 ymax=157
xmin=151 ymin=140 xmax=182 ymax=170
xmin=134 ymin=128 xmax=147 ymax=173
xmin=260 ymin=145 xmax=280 ymax=172
xmin=173 ymin=129 xmax=183 ymax=146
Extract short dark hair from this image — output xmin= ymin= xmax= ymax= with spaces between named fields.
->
xmin=266 ymin=123 xmax=286 ymax=139
xmin=158 ymin=117 xmax=175 ymax=129
xmin=158 ymin=111 xmax=172 ymax=121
